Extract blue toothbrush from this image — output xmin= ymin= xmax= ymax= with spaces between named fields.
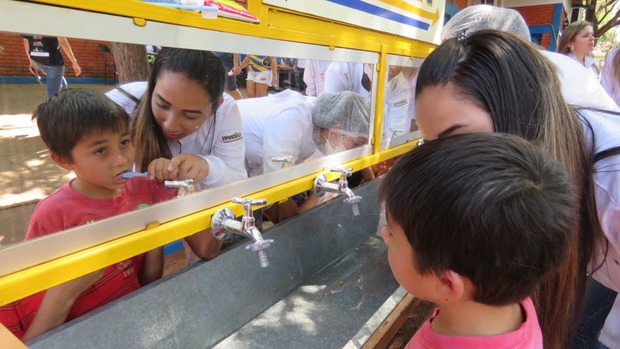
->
xmin=121 ymin=172 xmax=148 ymax=179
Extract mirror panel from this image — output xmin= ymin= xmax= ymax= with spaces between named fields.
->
xmin=381 ymin=55 xmax=424 ymax=150
xmin=0 ymin=0 xmax=378 ymax=270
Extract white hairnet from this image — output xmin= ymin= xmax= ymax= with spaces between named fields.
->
xmin=441 ymin=5 xmax=531 ymax=42
xmin=312 ymin=91 xmax=370 ymax=136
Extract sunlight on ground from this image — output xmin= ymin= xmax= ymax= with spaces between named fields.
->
xmin=0 ymin=188 xmax=47 ymax=208
xmin=0 ymin=114 xmax=38 ymax=138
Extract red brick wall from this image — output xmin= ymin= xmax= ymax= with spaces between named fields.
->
xmin=455 ymin=0 xmax=468 ymax=9
xmin=513 ymin=5 xmax=556 ymax=49
xmin=514 ymin=5 xmax=555 ymax=26
xmin=0 ymin=33 xmax=114 ymax=79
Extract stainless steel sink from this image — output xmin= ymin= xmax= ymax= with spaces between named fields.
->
xmin=30 ymin=179 xmax=400 ymax=349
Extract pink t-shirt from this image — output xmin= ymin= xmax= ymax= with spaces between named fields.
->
xmin=406 ymin=297 xmax=542 ymax=349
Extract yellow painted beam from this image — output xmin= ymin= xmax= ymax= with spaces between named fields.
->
xmin=25 ymin=0 xmax=436 ymax=57
xmin=0 ymin=141 xmax=418 ymax=306
xmin=372 ymin=44 xmax=389 ymax=154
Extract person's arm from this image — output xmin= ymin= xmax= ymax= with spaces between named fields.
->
xmin=232 ymin=53 xmax=241 ymax=76
xmin=21 ymin=269 xmax=104 ymax=341
xmin=270 ymin=56 xmax=278 ymax=87
xmin=184 ymin=229 xmax=223 ymax=260
xmin=239 ymin=55 xmax=250 ymax=70
xmin=360 ymin=167 xmax=375 ymax=183
xmin=303 ymin=61 xmax=317 ymax=96
xmin=22 ymin=38 xmax=38 ymax=77
xmin=57 ymin=37 xmax=81 ymax=77
xmin=139 ymin=247 xmax=164 ymax=286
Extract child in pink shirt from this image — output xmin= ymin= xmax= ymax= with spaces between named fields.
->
xmin=378 ymin=133 xmax=577 ymax=348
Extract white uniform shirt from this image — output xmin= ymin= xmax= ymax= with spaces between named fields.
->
xmin=237 ymin=90 xmax=317 ymax=177
xmin=106 ymin=83 xmax=247 ymax=189
xmin=577 ymin=109 xmax=620 ymax=347
xmin=383 ymin=72 xmax=410 ymax=137
xmin=542 ymin=51 xmax=618 ymax=111
xmin=324 ymin=62 xmax=370 ymax=98
xmin=601 ymin=48 xmax=620 ymax=107
xmin=566 ymin=52 xmax=600 ymax=81
xmin=303 ymin=59 xmax=331 ymax=97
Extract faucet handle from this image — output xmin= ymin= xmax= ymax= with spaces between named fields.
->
xmin=329 ymin=166 xmax=353 ymax=177
xmin=231 ymin=197 xmax=268 ymax=207
xmin=271 ymin=155 xmax=294 ymax=169
xmin=165 ymin=179 xmax=197 ymax=196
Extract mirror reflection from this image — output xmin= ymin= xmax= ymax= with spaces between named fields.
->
xmin=382 ymin=64 xmax=419 ymax=142
xmin=0 ymin=32 xmax=375 ymax=254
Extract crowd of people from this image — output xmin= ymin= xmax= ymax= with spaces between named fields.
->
xmin=5 ymin=4 xmax=620 ymax=348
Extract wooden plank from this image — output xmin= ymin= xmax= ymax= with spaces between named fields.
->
xmin=362 ymin=293 xmax=422 ymax=349
xmin=0 ymin=324 xmax=28 ymax=349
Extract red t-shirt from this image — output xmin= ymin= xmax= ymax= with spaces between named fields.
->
xmin=1 ymin=178 xmax=176 ymax=338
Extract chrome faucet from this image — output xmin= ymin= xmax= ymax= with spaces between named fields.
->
xmin=211 ymin=197 xmax=273 ymax=268
xmin=271 ymin=155 xmax=294 ymax=169
xmin=390 ymin=128 xmax=404 ymax=138
xmin=164 ymin=179 xmax=197 ymax=197
xmin=313 ymin=167 xmax=362 ymax=216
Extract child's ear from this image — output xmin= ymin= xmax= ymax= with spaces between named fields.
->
xmin=437 ymin=270 xmax=466 ymax=302
xmin=50 ymin=152 xmax=74 ymax=171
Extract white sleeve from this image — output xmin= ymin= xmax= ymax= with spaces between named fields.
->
xmin=324 ymin=62 xmax=349 ymax=93
xmin=261 ymin=112 xmax=304 ymax=174
xmin=200 ymin=98 xmax=248 ymax=188
xmin=601 ymin=50 xmax=617 ymax=99
xmin=304 ymin=61 xmax=317 ymax=97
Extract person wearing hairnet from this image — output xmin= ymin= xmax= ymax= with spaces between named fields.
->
xmin=237 ymin=90 xmax=372 ymax=223
xmin=324 ymin=62 xmax=411 ymax=139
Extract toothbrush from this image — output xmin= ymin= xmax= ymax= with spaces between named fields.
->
xmin=121 ymin=172 xmax=148 ymax=179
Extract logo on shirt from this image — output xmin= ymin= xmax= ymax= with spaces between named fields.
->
xmin=393 ymin=99 xmax=408 ymax=108
xmin=221 ymin=132 xmax=242 ymax=143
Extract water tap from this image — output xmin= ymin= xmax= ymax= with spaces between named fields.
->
xmin=211 ymin=197 xmax=273 ymax=268
xmin=313 ymin=167 xmax=363 ymax=216
xmin=390 ymin=128 xmax=404 ymax=138
xmin=164 ymin=179 xmax=197 ymax=197
xmin=271 ymin=155 xmax=294 ymax=169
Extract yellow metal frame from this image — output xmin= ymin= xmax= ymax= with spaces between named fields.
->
xmin=0 ymin=0 xmax=432 ymax=305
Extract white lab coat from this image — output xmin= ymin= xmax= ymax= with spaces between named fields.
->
xmin=303 ymin=59 xmax=331 ymax=97
xmin=237 ymin=90 xmax=317 ymax=177
xmin=324 ymin=62 xmax=370 ymax=98
xmin=383 ymin=72 xmax=410 ymax=137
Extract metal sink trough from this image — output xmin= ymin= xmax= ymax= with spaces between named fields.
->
xmin=29 ymin=179 xmax=401 ymax=349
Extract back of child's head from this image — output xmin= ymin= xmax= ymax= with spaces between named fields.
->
xmin=378 ymin=132 xmax=577 ymax=306
xmin=33 ymin=88 xmax=129 ymax=161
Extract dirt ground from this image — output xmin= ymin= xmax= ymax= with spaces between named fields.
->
xmin=0 ymin=83 xmax=432 ymax=347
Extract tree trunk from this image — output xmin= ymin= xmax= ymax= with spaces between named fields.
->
xmin=110 ymin=42 xmax=149 ymax=83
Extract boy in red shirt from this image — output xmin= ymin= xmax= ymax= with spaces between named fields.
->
xmin=1 ymin=89 xmax=175 ymax=341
